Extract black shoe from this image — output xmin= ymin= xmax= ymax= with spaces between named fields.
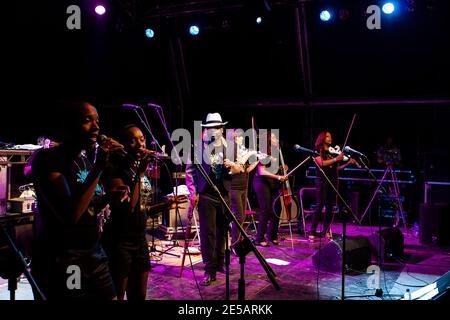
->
xmin=201 ymin=273 xmax=216 ymax=286
xmin=254 ymin=241 xmax=270 ymax=247
xmin=270 ymin=239 xmax=279 ymax=246
xmin=217 ymin=266 xmax=225 ymax=273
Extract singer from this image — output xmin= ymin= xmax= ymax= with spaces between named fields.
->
xmin=30 ymin=101 xmax=122 ymax=300
xmin=308 ymin=131 xmax=357 ymax=241
xmin=101 ymin=124 xmax=184 ymax=300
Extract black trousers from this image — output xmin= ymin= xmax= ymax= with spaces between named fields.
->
xmin=198 ymin=193 xmax=229 ymax=274
xmin=310 ymin=178 xmax=337 ymax=234
xmin=230 ymin=188 xmax=246 ymax=245
xmin=253 ymin=178 xmax=279 ymax=243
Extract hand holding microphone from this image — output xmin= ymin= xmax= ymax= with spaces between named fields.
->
xmin=96 ymin=135 xmax=126 ymax=169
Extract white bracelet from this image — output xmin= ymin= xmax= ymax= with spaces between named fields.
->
xmin=333 ymin=158 xmax=337 ymax=163
xmin=278 ymin=175 xmax=281 ymax=181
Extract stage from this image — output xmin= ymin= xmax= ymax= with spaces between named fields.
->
xmin=146 ymin=223 xmax=450 ymax=300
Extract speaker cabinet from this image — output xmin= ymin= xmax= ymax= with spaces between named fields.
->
xmin=312 ymin=235 xmax=372 ymax=273
xmin=419 ymin=203 xmax=450 ymax=246
xmin=369 ymin=227 xmax=404 ymax=262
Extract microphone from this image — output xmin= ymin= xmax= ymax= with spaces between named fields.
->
xmin=122 ymin=103 xmax=141 ymax=109
xmin=343 ymin=146 xmax=365 ymax=157
xmin=293 ymin=144 xmax=319 ymax=156
xmin=147 ymin=103 xmax=161 ymax=109
xmin=98 ymin=135 xmax=133 ymax=161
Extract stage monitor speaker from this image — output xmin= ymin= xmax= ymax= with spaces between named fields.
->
xmin=419 ymin=203 xmax=450 ymax=246
xmin=312 ymin=235 xmax=372 ymax=274
xmin=369 ymin=227 xmax=404 ymax=263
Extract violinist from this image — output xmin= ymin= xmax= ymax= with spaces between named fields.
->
xmin=253 ymin=130 xmax=287 ymax=247
xmin=309 ymin=131 xmax=357 ymax=241
xmin=224 ymin=130 xmax=258 ymax=252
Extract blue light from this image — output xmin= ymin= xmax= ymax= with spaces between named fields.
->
xmin=382 ymin=2 xmax=395 ymax=14
xmin=320 ymin=10 xmax=332 ymax=22
xmin=256 ymin=16 xmax=262 ymax=24
xmin=145 ymin=28 xmax=155 ymax=38
xmin=189 ymin=25 xmax=200 ymax=36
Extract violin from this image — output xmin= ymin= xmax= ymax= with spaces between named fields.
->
xmin=328 ymin=145 xmax=361 ymax=168
xmin=328 ymin=145 xmax=349 ymax=161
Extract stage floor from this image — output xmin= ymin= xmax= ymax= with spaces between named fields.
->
xmin=147 ymin=223 xmax=450 ymax=300
xmin=1 ymin=223 xmax=449 ymax=300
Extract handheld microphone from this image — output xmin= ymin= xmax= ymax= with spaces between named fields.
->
xmin=293 ymin=144 xmax=319 ymax=156
xmin=343 ymin=146 xmax=365 ymax=157
xmin=98 ymin=135 xmax=132 ymax=160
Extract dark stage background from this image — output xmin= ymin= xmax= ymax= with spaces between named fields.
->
xmin=4 ymin=0 xmax=450 ymax=223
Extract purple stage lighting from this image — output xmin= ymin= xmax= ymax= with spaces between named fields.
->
xmin=95 ymin=5 xmax=106 ymax=16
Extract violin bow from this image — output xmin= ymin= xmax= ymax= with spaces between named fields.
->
xmin=343 ymin=113 xmax=357 ymax=149
xmin=252 ymin=116 xmax=257 ymax=151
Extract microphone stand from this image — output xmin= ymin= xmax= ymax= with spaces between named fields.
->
xmin=0 ymin=224 xmax=46 ymax=300
xmin=192 ymin=151 xmax=280 ymax=300
xmin=306 ymin=153 xmax=361 ymax=301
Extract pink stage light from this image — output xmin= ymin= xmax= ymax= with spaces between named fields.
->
xmin=95 ymin=5 xmax=106 ymax=16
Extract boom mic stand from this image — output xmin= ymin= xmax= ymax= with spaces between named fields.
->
xmin=192 ymin=151 xmax=280 ymax=300
xmin=0 ymin=224 xmax=46 ymax=300
xmin=349 ymin=156 xmax=396 ymax=299
xmin=302 ymin=152 xmax=361 ymax=301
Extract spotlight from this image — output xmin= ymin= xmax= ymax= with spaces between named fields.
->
xmin=256 ymin=16 xmax=263 ymax=24
xmin=189 ymin=25 xmax=200 ymax=36
xmin=94 ymin=5 xmax=106 ymax=16
xmin=382 ymin=2 xmax=395 ymax=14
xmin=320 ymin=10 xmax=332 ymax=22
xmin=145 ymin=28 xmax=155 ymax=38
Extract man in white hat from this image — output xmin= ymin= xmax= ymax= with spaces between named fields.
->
xmin=185 ymin=113 xmax=242 ymax=286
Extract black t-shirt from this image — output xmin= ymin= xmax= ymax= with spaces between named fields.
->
xmin=254 ymin=156 xmax=280 ymax=190
xmin=102 ymin=158 xmax=151 ymax=241
xmin=316 ymin=149 xmax=338 ymax=182
xmin=32 ymin=146 xmax=105 ymax=255
xmin=231 ymin=172 xmax=247 ymax=190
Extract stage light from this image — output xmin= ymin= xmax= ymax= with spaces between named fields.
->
xmin=145 ymin=28 xmax=155 ymax=38
xmin=382 ymin=2 xmax=395 ymax=14
xmin=189 ymin=25 xmax=200 ymax=36
xmin=94 ymin=5 xmax=106 ymax=16
xmin=256 ymin=16 xmax=262 ymax=24
xmin=320 ymin=10 xmax=332 ymax=22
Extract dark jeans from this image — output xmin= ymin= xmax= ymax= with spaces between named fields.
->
xmin=253 ymin=178 xmax=279 ymax=243
xmin=31 ymin=246 xmax=116 ymax=300
xmin=198 ymin=193 xmax=229 ymax=274
xmin=310 ymin=178 xmax=336 ymax=234
xmin=230 ymin=189 xmax=246 ymax=245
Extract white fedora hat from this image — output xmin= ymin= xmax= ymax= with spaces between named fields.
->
xmin=201 ymin=113 xmax=228 ymax=128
